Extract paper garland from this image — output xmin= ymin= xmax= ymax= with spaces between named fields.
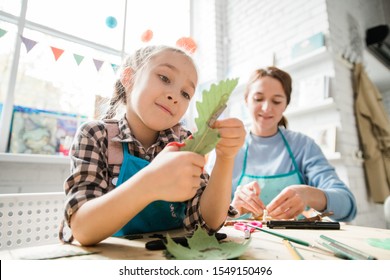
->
xmin=50 ymin=46 xmax=64 ymax=61
xmin=0 ymin=28 xmax=8 ymax=38
xmin=73 ymin=54 xmax=85 ymax=66
xmin=0 ymin=29 xmax=119 ymax=73
xmin=20 ymin=36 xmax=37 ymax=53
xmin=0 ymin=27 xmax=198 ymax=73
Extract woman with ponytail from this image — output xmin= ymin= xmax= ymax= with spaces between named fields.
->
xmin=207 ymin=67 xmax=357 ymax=222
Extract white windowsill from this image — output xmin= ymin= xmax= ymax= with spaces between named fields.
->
xmin=0 ymin=153 xmax=70 ymax=164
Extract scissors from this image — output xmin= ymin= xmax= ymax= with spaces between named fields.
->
xmin=234 ymin=221 xmax=263 ymax=239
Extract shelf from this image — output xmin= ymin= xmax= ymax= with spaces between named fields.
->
xmin=326 ymin=152 xmax=341 ymax=161
xmin=0 ymin=153 xmax=70 ymax=165
xmin=278 ymin=46 xmax=330 ymax=72
xmin=285 ymin=98 xmax=336 ymax=117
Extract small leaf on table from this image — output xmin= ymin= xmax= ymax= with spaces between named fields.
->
xmin=164 ymin=226 xmax=250 ymax=260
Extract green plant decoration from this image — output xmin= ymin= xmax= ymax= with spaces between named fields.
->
xmin=181 ymin=78 xmax=239 ymax=155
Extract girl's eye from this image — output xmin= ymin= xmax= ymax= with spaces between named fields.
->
xmin=181 ymin=91 xmax=191 ymax=100
xmin=159 ymin=75 xmax=170 ymax=84
xmin=273 ymin=101 xmax=282 ymax=105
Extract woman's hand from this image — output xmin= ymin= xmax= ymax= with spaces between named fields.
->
xmin=213 ymin=118 xmax=246 ymax=160
xmin=266 ymin=185 xmax=308 ymax=219
xmin=231 ymin=181 xmax=265 ymax=217
xmin=267 ymin=185 xmax=327 ymax=219
xmin=146 ymin=143 xmax=205 ymax=202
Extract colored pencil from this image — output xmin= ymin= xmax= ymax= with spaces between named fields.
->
xmin=320 ymin=235 xmax=377 ymax=260
xmin=246 ymin=224 xmax=333 ymax=255
xmin=283 ymin=239 xmax=304 ymax=260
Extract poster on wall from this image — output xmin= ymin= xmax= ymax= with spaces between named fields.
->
xmin=304 ymin=125 xmax=337 ymax=157
xmin=8 ymin=106 xmax=87 ymax=156
xmin=298 ymin=75 xmax=330 ymax=107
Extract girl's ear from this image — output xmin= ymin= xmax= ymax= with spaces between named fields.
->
xmin=120 ymin=67 xmax=134 ymax=88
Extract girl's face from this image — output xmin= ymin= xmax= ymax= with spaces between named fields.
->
xmin=246 ymin=76 xmax=288 ymax=137
xmin=126 ymin=50 xmax=197 ymax=134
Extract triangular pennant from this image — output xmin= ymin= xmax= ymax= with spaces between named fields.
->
xmin=93 ymin=59 xmax=104 ymax=72
xmin=73 ymin=54 xmax=85 ymax=65
xmin=20 ymin=36 xmax=38 ymax=53
xmin=50 ymin=46 xmax=64 ymax=61
xmin=0 ymin=28 xmax=7 ymax=38
xmin=111 ymin=63 xmax=119 ymax=73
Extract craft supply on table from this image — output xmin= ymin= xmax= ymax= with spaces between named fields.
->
xmin=233 ymin=221 xmax=263 ymax=239
xmin=262 ymin=209 xmax=268 ymax=223
xmin=283 ymin=239 xmax=304 ymax=260
xmin=319 ymin=235 xmax=377 ymax=260
xmin=366 ymin=238 xmax=390 ymax=250
xmin=145 ymin=232 xmax=227 ymax=250
xmin=246 ymin=223 xmax=334 ymax=256
xmin=267 ymin=220 xmax=340 ymax=230
xmin=162 ymin=226 xmax=250 ymax=260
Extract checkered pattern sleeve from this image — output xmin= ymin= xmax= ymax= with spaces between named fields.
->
xmin=180 ymin=128 xmax=238 ymax=233
xmin=63 ymin=120 xmax=111 ymax=227
xmin=183 ymin=170 xmax=238 ymax=234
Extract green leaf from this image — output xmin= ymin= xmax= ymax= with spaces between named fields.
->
xmin=181 ymin=78 xmax=239 ymax=155
xmin=164 ymin=226 xmax=250 ymax=260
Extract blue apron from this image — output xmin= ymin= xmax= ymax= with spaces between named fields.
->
xmin=236 ymin=128 xmax=305 ymax=218
xmin=113 ymin=143 xmax=186 ymax=236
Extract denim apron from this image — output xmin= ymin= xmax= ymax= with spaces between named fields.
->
xmin=236 ymin=129 xmax=305 ymax=218
xmin=113 ymin=143 xmax=186 ymax=236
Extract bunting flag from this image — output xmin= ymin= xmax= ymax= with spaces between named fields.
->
xmin=73 ymin=53 xmax=85 ymax=65
xmin=93 ymin=59 xmax=104 ymax=72
xmin=111 ymin=63 xmax=119 ymax=73
xmin=20 ymin=35 xmax=38 ymax=53
xmin=0 ymin=28 xmax=7 ymax=38
xmin=0 ymin=29 xmax=131 ymax=74
xmin=50 ymin=46 xmax=64 ymax=61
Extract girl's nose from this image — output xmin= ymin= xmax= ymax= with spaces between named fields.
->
xmin=167 ymin=94 xmax=178 ymax=104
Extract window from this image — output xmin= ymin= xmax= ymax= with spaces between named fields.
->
xmin=0 ymin=0 xmax=191 ymax=155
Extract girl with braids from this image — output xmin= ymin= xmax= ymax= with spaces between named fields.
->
xmin=60 ymin=45 xmax=245 ymax=245
xmin=207 ymin=67 xmax=356 ymax=222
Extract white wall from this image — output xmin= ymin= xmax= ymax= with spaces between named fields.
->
xmin=326 ymin=0 xmax=390 ymax=228
xmin=0 ymin=155 xmax=69 ymax=193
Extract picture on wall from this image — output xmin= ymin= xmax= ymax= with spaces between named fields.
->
xmin=304 ymin=125 xmax=337 ymax=157
xmin=298 ymin=75 xmax=330 ymax=107
xmin=8 ymin=106 xmax=87 ymax=156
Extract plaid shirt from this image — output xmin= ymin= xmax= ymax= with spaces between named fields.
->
xmin=60 ymin=116 xmax=235 ymax=242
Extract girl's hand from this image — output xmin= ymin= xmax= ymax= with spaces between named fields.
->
xmin=213 ymin=118 xmax=246 ymax=160
xmin=266 ymin=185 xmax=307 ymax=219
xmin=146 ymin=143 xmax=205 ymax=202
xmin=231 ymin=181 xmax=265 ymax=217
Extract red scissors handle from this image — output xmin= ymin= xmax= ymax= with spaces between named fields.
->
xmin=234 ymin=221 xmax=263 ymax=238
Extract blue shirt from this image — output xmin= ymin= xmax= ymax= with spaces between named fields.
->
xmin=206 ymin=127 xmax=357 ymax=222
